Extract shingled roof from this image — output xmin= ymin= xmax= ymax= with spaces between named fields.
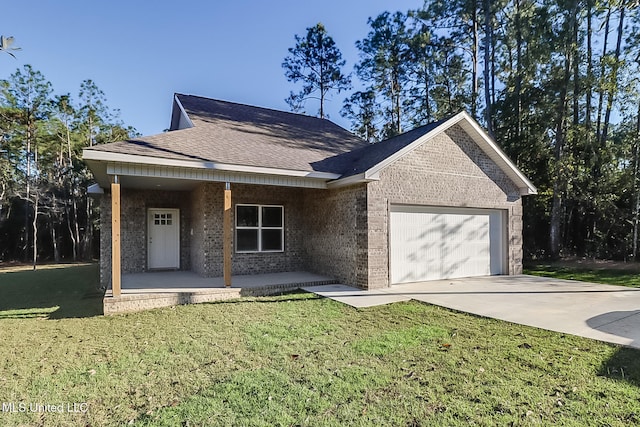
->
xmin=86 ymin=94 xmax=369 ymax=174
xmin=83 ymin=94 xmax=536 ymax=194
xmin=312 ymin=120 xmax=447 ymax=178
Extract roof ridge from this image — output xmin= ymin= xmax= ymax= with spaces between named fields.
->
xmin=174 ymin=93 xmax=338 ymax=125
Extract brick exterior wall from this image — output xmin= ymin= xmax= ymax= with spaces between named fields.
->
xmin=365 ymin=124 xmax=523 ymax=289
xmin=189 ymin=182 xmax=307 ymax=277
xmin=231 ymin=184 xmax=306 ymax=275
xmin=189 ymin=183 xmax=219 ymax=276
xmin=301 ymin=185 xmax=367 ymax=287
xmin=99 ymin=195 xmax=111 ymax=290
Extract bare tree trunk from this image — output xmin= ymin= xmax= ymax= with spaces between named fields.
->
xmin=319 ymin=59 xmax=325 ymax=119
xmin=32 ymin=143 xmax=39 ymax=270
xmin=82 ymin=196 xmax=93 ymax=260
xmin=32 ymin=186 xmax=38 ymax=270
xmin=51 ymin=208 xmax=59 ymax=263
xmin=73 ymin=197 xmax=81 ymax=259
xmin=550 ymin=54 xmax=572 ymax=259
xmin=572 ymin=7 xmax=580 ymax=126
xmin=424 ymin=67 xmax=432 ymax=122
xmin=633 ymin=101 xmax=640 ymax=260
xmin=24 ymin=127 xmax=31 ymax=262
xmin=633 ymin=141 xmax=639 ymax=260
xmin=65 ymin=200 xmax=77 ymax=261
xmin=0 ymin=180 xmax=5 ymax=219
xmin=515 ymin=0 xmax=523 ymax=141
xmin=586 ymin=0 xmax=593 ymax=131
xmin=483 ymin=0 xmax=494 ymax=137
xmin=470 ymin=0 xmax=479 ymax=118
xmin=392 ymin=69 xmax=402 ymax=135
xmin=596 ymin=6 xmax=611 ymax=142
xmin=601 ymin=5 xmax=625 ymax=145
xmin=64 ymin=115 xmax=81 ymax=261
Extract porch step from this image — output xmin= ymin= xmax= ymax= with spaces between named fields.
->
xmin=103 ymin=278 xmax=338 ymax=315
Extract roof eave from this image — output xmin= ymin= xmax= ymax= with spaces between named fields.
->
xmin=326 ymin=172 xmax=379 ymax=189
xmin=82 ymin=148 xmax=341 ymax=180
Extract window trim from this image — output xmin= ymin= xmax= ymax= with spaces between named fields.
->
xmin=235 ymin=204 xmax=284 ymax=253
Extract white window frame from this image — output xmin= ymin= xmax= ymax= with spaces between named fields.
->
xmin=235 ymin=204 xmax=284 ymax=253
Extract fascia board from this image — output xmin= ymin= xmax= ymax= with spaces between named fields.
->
xmin=326 ymin=173 xmax=376 ymax=188
xmin=458 ymin=111 xmax=538 ymax=195
xmin=82 ymin=149 xmax=341 ymax=180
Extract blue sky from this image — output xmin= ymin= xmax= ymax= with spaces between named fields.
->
xmin=2 ymin=0 xmax=423 ymax=136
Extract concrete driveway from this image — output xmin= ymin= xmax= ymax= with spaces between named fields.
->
xmin=305 ymin=275 xmax=640 ymax=349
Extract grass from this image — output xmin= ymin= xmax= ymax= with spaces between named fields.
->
xmin=0 ymin=264 xmax=639 ymax=426
xmin=524 ymin=260 xmax=640 ymax=288
xmin=0 ymin=263 xmax=103 ymax=319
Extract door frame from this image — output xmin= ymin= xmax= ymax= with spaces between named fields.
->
xmin=147 ymin=208 xmax=180 ymax=270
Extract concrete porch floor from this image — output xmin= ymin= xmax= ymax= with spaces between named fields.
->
xmin=104 ymin=271 xmax=337 ymax=315
xmin=120 ymin=271 xmax=335 ymax=293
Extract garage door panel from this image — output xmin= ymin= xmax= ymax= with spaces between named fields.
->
xmin=390 ymin=207 xmax=504 ymax=284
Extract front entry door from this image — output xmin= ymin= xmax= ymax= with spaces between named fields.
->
xmin=148 ymin=209 xmax=180 ymax=269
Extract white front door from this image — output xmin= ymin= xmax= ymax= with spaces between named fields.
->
xmin=148 ymin=209 xmax=180 ymax=269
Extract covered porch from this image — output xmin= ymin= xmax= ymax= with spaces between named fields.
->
xmin=104 ymin=270 xmax=337 ymax=314
xmin=85 ymin=137 xmax=363 ymax=315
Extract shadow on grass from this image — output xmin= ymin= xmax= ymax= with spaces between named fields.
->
xmin=199 ymin=290 xmax=323 ymax=306
xmin=587 ymin=310 xmax=640 ymax=388
xmin=0 ymin=264 xmax=103 ymax=319
xmin=598 ymin=346 xmax=640 ymax=388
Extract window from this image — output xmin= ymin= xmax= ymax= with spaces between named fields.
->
xmin=235 ymin=205 xmax=284 ymax=252
xmin=153 ymin=212 xmax=173 ymax=226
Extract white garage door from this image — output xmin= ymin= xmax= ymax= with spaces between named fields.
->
xmin=390 ymin=206 xmax=505 ymax=284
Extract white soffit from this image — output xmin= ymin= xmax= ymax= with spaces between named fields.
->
xmin=82 ymin=149 xmax=340 ymax=180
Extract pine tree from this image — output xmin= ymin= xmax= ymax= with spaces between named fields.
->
xmin=282 ymin=23 xmax=350 ymax=118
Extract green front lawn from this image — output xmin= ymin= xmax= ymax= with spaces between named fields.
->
xmin=0 ymin=264 xmax=639 ymax=426
xmin=524 ymin=261 xmax=640 ymax=288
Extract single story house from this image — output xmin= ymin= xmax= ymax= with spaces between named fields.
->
xmin=83 ymin=94 xmax=536 ymax=298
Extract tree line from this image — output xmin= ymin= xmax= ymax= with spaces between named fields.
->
xmin=1 ymin=0 xmax=638 ymax=266
xmin=283 ymin=0 xmax=640 ymax=261
xmin=0 ymin=61 xmax=136 ymax=267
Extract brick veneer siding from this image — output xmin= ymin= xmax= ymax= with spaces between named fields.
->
xmin=189 ymin=182 xmax=306 ymax=277
xmin=231 ymin=183 xmax=306 ymax=275
xmin=365 ymin=124 xmax=524 ymax=289
xmin=190 ymin=183 xmax=218 ymax=276
xmin=99 ymin=189 xmax=191 ymax=290
xmin=302 ymin=184 xmax=368 ymax=287
xmin=99 ymin=195 xmax=111 ymax=290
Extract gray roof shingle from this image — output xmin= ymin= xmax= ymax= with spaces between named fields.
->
xmin=89 ymin=94 xmax=370 ymax=174
xmin=86 ymin=94 xmax=448 ymax=178
xmin=311 ymin=119 xmax=447 ymax=177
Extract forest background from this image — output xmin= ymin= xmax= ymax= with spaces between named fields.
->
xmin=1 ymin=0 xmax=639 ymax=267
